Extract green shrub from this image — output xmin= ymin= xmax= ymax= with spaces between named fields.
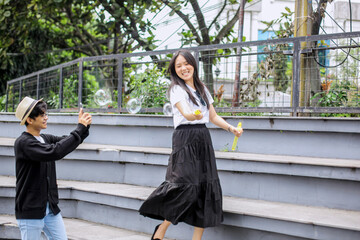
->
xmin=125 ymin=66 xmax=169 ymax=109
xmin=47 ymin=72 xmax=100 ymax=109
xmin=0 ymin=95 xmax=6 ymax=112
xmin=311 ymin=80 xmax=360 ymax=117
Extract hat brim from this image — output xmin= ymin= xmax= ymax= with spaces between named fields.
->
xmin=20 ymin=98 xmax=43 ymax=125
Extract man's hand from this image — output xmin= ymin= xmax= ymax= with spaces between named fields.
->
xmin=78 ymin=108 xmax=92 ymax=127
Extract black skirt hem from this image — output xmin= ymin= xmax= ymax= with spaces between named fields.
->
xmin=139 ymin=180 xmax=223 ymax=228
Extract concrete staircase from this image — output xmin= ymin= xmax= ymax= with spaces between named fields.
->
xmin=0 ymin=113 xmax=360 ymax=240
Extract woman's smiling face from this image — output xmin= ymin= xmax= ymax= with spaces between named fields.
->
xmin=175 ymin=54 xmax=194 ymax=83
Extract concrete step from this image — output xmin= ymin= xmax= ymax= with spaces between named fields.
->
xmin=1 ymin=113 xmax=360 ymax=159
xmin=0 ymin=214 xmax=174 ymax=240
xmin=1 ymin=137 xmax=360 ymax=211
xmin=1 ymin=175 xmax=360 ymax=240
xmin=2 ymin=137 xmax=359 ymax=175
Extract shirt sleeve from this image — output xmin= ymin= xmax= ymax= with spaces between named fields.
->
xmin=170 ymin=85 xmax=188 ymax=107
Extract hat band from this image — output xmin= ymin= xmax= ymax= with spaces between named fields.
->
xmin=21 ymin=100 xmax=38 ymax=120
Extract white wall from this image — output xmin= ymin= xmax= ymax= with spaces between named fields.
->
xmin=147 ymin=0 xmax=360 ymax=50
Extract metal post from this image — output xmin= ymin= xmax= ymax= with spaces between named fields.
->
xmin=294 ymin=0 xmax=308 ymax=110
xmin=59 ymin=68 xmax=63 ymax=109
xmin=194 ymin=51 xmax=200 ymax=70
xmin=117 ymin=57 xmax=123 ymax=110
xmin=19 ymin=80 xmax=22 ymax=102
xmin=5 ymin=83 xmax=9 ymax=112
xmin=292 ymin=40 xmax=301 ymax=115
xmin=36 ymin=74 xmax=40 ymax=99
xmin=78 ymin=60 xmax=83 ymax=108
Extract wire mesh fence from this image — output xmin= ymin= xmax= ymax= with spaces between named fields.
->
xmin=5 ymin=31 xmax=360 ymax=116
xmin=305 ymin=38 xmax=360 ymax=112
xmin=198 ymin=42 xmax=293 ymax=111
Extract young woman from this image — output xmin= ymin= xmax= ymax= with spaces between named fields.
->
xmin=139 ymin=50 xmax=243 ymax=240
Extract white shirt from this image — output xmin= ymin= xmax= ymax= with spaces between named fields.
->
xmin=170 ymin=84 xmax=214 ymax=129
xmin=33 ymin=135 xmax=45 ymax=143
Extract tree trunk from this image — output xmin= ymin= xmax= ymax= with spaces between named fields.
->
xmin=232 ymin=0 xmax=246 ymax=107
xmin=305 ymin=0 xmax=327 ymax=107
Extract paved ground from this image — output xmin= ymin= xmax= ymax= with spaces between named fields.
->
xmin=0 ymin=214 xmax=174 ymax=240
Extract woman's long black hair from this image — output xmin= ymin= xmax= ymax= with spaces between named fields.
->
xmin=167 ymin=50 xmax=210 ymax=109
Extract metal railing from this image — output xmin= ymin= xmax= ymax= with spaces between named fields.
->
xmin=6 ymin=31 xmax=360 ymax=116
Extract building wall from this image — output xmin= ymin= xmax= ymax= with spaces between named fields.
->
xmin=149 ymin=0 xmax=360 ymax=50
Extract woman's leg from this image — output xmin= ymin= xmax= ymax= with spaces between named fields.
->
xmin=153 ymin=220 xmax=171 ymax=239
xmin=192 ymin=227 xmax=204 ymax=240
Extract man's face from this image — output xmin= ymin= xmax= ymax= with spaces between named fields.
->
xmin=28 ymin=112 xmax=48 ymax=130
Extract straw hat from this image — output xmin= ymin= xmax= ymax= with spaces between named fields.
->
xmin=15 ymin=97 xmax=43 ymax=125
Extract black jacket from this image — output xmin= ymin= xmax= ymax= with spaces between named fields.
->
xmin=14 ymin=123 xmax=89 ymax=219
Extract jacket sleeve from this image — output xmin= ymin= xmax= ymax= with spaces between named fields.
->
xmin=21 ymin=124 xmax=89 ymax=162
xmin=80 ymin=125 xmax=90 ymax=141
xmin=46 ymin=124 xmax=90 ymax=143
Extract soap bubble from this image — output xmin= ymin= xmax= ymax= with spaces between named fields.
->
xmin=163 ymin=102 xmax=173 ymax=116
xmin=94 ymin=89 xmax=112 ymax=107
xmin=126 ymin=98 xmax=142 ymax=114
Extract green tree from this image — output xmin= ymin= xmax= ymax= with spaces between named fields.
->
xmin=29 ymin=0 xmax=161 ymax=56
xmin=0 ymin=0 xmax=62 ymax=95
xmin=0 ymin=0 xmax=160 ymax=96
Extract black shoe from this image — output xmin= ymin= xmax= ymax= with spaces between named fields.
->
xmin=151 ymin=224 xmax=161 ymax=240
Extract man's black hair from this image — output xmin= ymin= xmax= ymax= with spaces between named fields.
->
xmin=25 ymin=101 xmax=47 ymax=126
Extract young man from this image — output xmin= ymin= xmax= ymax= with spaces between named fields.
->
xmin=14 ymin=96 xmax=92 ymax=240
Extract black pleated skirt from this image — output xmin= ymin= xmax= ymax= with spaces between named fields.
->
xmin=139 ymin=124 xmax=223 ymax=228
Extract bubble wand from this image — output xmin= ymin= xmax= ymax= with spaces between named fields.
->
xmin=231 ymin=122 xmax=242 ymax=151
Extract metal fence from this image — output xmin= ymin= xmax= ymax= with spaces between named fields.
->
xmin=6 ymin=31 xmax=360 ymax=116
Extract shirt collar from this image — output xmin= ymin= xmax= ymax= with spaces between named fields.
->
xmin=185 ymin=83 xmax=196 ymax=92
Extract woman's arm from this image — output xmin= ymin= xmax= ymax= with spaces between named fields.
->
xmin=209 ymin=104 xmax=243 ymax=137
xmin=175 ymin=101 xmax=203 ymax=121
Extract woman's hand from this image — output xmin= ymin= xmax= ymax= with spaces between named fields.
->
xmin=194 ymin=112 xmax=203 ymax=120
xmin=228 ymin=125 xmax=243 ymax=137
xmin=175 ymin=102 xmax=203 ymax=121
xmin=78 ymin=108 xmax=92 ymax=127
xmin=208 ymin=105 xmax=244 ymax=137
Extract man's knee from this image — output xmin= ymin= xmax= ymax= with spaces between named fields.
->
xmin=17 ymin=219 xmax=44 ymax=240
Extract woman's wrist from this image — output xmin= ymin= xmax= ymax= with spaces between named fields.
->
xmin=227 ymin=124 xmax=232 ymax=132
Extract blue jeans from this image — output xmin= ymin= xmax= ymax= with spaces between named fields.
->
xmin=17 ymin=203 xmax=67 ymax=240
